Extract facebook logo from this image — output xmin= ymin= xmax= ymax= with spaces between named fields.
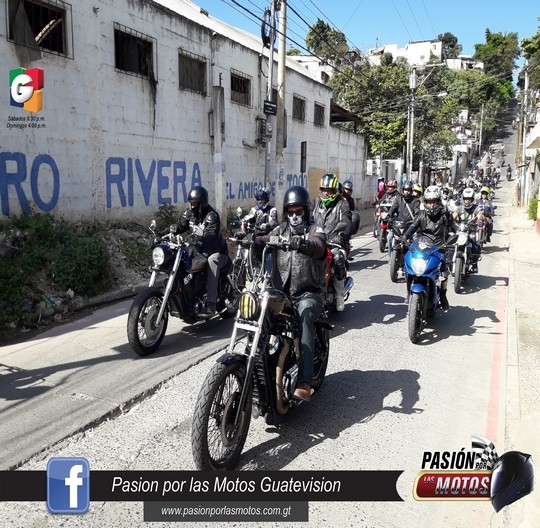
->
xmin=47 ymin=457 xmax=90 ymax=514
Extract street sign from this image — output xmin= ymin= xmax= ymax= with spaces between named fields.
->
xmin=263 ymin=100 xmax=277 ymax=116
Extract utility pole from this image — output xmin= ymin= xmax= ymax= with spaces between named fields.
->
xmin=275 ymin=0 xmax=287 ymax=215
xmin=478 ymin=103 xmax=484 ymax=158
xmin=406 ymin=66 xmax=417 ymax=185
xmin=263 ymin=0 xmax=277 ymax=188
xmin=521 ymin=62 xmax=529 ymax=207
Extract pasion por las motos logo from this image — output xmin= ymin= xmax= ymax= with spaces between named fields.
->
xmin=413 ymin=435 xmax=535 ymax=512
xmin=9 ymin=67 xmax=44 ymax=112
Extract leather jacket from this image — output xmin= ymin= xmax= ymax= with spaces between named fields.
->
xmin=389 ymin=194 xmax=420 ymax=225
xmin=313 ymin=197 xmax=352 ymax=245
xmin=256 ymin=220 xmax=327 ymax=301
xmin=176 ymin=205 xmax=228 ymax=254
xmin=403 ymin=206 xmax=454 ymax=247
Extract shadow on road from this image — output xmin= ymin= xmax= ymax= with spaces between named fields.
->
xmin=240 ymin=368 xmax=422 ymax=470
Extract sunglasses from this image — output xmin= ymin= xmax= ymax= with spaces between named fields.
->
xmin=287 ymin=210 xmax=303 ymax=218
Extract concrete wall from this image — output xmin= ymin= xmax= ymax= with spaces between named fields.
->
xmin=1 ymin=0 xmax=366 ymax=224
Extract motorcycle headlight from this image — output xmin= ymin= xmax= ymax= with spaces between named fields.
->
xmin=411 ymin=257 xmax=429 ymax=276
xmin=152 ymin=245 xmax=172 ymax=267
xmin=239 ymin=291 xmax=259 ymax=320
xmin=457 ymin=232 xmax=468 ymax=245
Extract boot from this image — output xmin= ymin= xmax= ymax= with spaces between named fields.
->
xmin=334 ymin=278 xmax=345 ymax=312
xmin=201 ymin=302 xmax=216 ymax=318
xmin=439 ymin=288 xmax=449 ymax=310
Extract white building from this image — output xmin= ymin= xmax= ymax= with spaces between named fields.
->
xmin=368 ymin=40 xmax=442 ymax=67
xmin=1 ymin=0 xmax=366 ymax=223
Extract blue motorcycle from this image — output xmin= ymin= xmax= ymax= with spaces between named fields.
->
xmin=403 ymin=234 xmax=456 ymax=343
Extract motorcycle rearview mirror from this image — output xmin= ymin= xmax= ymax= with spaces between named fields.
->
xmin=236 ymin=207 xmax=243 ymax=218
xmin=150 ymin=219 xmax=157 ymax=231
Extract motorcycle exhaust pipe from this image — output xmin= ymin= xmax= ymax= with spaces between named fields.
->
xmin=344 ymin=276 xmax=354 ymax=297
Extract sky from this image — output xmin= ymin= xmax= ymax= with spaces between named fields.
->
xmin=199 ymin=0 xmax=539 ymax=64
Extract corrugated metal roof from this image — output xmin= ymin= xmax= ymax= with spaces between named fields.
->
xmin=152 ymin=0 xmax=322 ymax=83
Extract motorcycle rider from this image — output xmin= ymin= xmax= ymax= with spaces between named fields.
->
xmin=402 ymin=185 xmax=455 ymax=310
xmin=387 ymin=180 xmax=420 ymax=253
xmin=254 ymin=186 xmax=327 ymax=402
xmin=452 ymin=187 xmax=482 ymax=273
xmin=477 ymin=186 xmax=495 ymax=242
xmin=240 ymin=186 xmax=278 ymax=235
xmin=313 ymin=173 xmax=352 ymax=311
xmin=174 ymin=185 xmax=229 ymax=317
xmin=373 ymin=179 xmax=397 ymax=237
xmin=342 ymin=180 xmax=355 ymax=211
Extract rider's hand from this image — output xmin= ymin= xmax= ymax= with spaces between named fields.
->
xmin=290 ymin=235 xmax=307 ymax=252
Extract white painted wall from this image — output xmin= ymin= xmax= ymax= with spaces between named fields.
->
xmin=1 ymin=0 xmax=366 ymax=224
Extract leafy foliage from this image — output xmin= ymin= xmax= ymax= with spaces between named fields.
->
xmin=474 ymin=30 xmax=520 ymax=81
xmin=438 ymin=32 xmax=462 ymax=60
xmin=305 ymin=19 xmax=348 ymax=61
xmin=520 ymin=20 xmax=540 ymax=90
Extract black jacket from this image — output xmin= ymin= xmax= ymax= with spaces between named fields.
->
xmin=403 ymin=207 xmax=454 ymax=247
xmin=313 ymin=197 xmax=352 ymax=244
xmin=389 ymin=193 xmax=420 ymax=225
xmin=256 ymin=220 xmax=327 ymax=301
xmin=176 ymin=205 xmax=228 ymax=254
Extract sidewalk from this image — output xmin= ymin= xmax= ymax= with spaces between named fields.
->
xmin=505 ymin=204 xmax=540 ymax=527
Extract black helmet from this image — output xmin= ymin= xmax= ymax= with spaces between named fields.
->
xmin=490 ymin=451 xmax=535 ymax=512
xmin=343 ymin=180 xmax=353 ymax=192
xmin=255 ymin=187 xmax=270 ymax=203
xmin=188 ymin=186 xmax=209 ymax=216
xmin=283 ymin=185 xmax=310 ymax=220
xmin=402 ymin=180 xmax=414 ymax=191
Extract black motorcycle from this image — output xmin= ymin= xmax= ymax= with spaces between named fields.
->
xmin=126 ymin=221 xmax=242 ymax=356
xmin=191 ymin=237 xmax=331 ymax=470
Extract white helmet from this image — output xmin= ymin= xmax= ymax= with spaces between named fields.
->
xmin=424 ymin=186 xmax=443 ymax=217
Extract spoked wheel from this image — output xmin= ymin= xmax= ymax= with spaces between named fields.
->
xmin=408 ymin=293 xmax=424 ymax=344
xmin=454 ymin=256 xmax=463 ymax=293
xmin=218 ymin=275 xmax=241 ymax=319
xmin=191 ymin=362 xmax=252 ymax=470
xmin=127 ymin=288 xmax=168 ymax=356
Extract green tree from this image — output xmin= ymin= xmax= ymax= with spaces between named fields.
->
xmin=474 ymin=30 xmax=520 ymax=81
xmin=520 ymin=19 xmax=540 ymax=90
xmin=305 ymin=19 xmax=348 ymax=62
xmin=438 ymin=32 xmax=462 ymax=60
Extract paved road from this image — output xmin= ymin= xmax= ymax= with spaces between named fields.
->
xmin=1 ymin=173 xmax=534 ymax=527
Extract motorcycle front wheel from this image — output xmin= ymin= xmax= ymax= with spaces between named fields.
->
xmin=454 ymin=256 xmax=464 ymax=293
xmin=408 ymin=293 xmax=423 ymax=344
xmin=191 ymin=362 xmax=252 ymax=470
xmin=127 ymin=288 xmax=168 ymax=356
xmin=378 ymin=231 xmax=387 ymax=253
xmin=389 ymin=249 xmax=400 ymax=282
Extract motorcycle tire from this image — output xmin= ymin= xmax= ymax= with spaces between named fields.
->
xmin=408 ymin=293 xmax=423 ymax=344
xmin=378 ymin=231 xmax=387 ymax=253
xmin=218 ymin=274 xmax=241 ymax=319
xmin=127 ymin=288 xmax=168 ymax=356
xmin=312 ymin=322 xmax=330 ymax=390
xmin=191 ymin=361 xmax=252 ymax=470
xmin=454 ymin=256 xmax=464 ymax=294
xmin=389 ymin=250 xmax=400 ymax=283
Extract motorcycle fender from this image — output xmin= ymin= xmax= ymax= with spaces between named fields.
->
xmin=215 ymin=352 xmax=247 ymax=367
xmin=456 ymin=250 xmax=464 ymax=259
xmin=410 ymin=283 xmax=427 ymax=295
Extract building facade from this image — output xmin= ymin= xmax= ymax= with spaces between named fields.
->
xmin=2 ymin=0 xmax=366 ymax=223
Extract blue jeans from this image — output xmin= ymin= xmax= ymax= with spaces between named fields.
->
xmin=296 ymin=296 xmax=324 ymax=386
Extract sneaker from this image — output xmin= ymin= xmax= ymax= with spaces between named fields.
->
xmin=486 ymin=236 xmax=491 ymax=242
xmin=294 ymin=383 xmax=312 ymax=402
xmin=335 ymin=294 xmax=345 ymax=312
xmin=471 ymin=264 xmax=478 ymax=273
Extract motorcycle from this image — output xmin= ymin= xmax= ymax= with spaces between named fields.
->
xmin=191 ymin=237 xmax=331 ymax=470
xmin=446 ymin=221 xmax=479 ymax=293
xmin=374 ymin=200 xmax=392 ymax=252
xmin=388 ymin=220 xmax=407 ymax=283
xmin=404 ymin=234 xmax=456 ymax=343
xmin=506 ymin=167 xmax=512 ymax=181
xmin=324 ymin=242 xmax=354 ymax=311
xmin=126 ymin=221 xmax=242 ymax=356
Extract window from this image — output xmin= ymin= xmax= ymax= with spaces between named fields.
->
xmin=179 ymin=50 xmax=207 ymax=95
xmin=314 ymin=103 xmax=325 ymax=127
xmin=292 ymin=94 xmax=306 ymax=122
xmin=231 ymin=69 xmax=251 ymax=106
xmin=114 ymin=23 xmax=156 ymax=79
xmin=7 ymin=0 xmax=72 ymax=58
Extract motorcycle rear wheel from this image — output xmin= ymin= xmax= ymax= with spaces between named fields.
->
xmin=191 ymin=362 xmax=252 ymax=470
xmin=408 ymin=293 xmax=423 ymax=344
xmin=127 ymin=288 xmax=168 ymax=356
xmin=454 ymin=256 xmax=464 ymax=293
